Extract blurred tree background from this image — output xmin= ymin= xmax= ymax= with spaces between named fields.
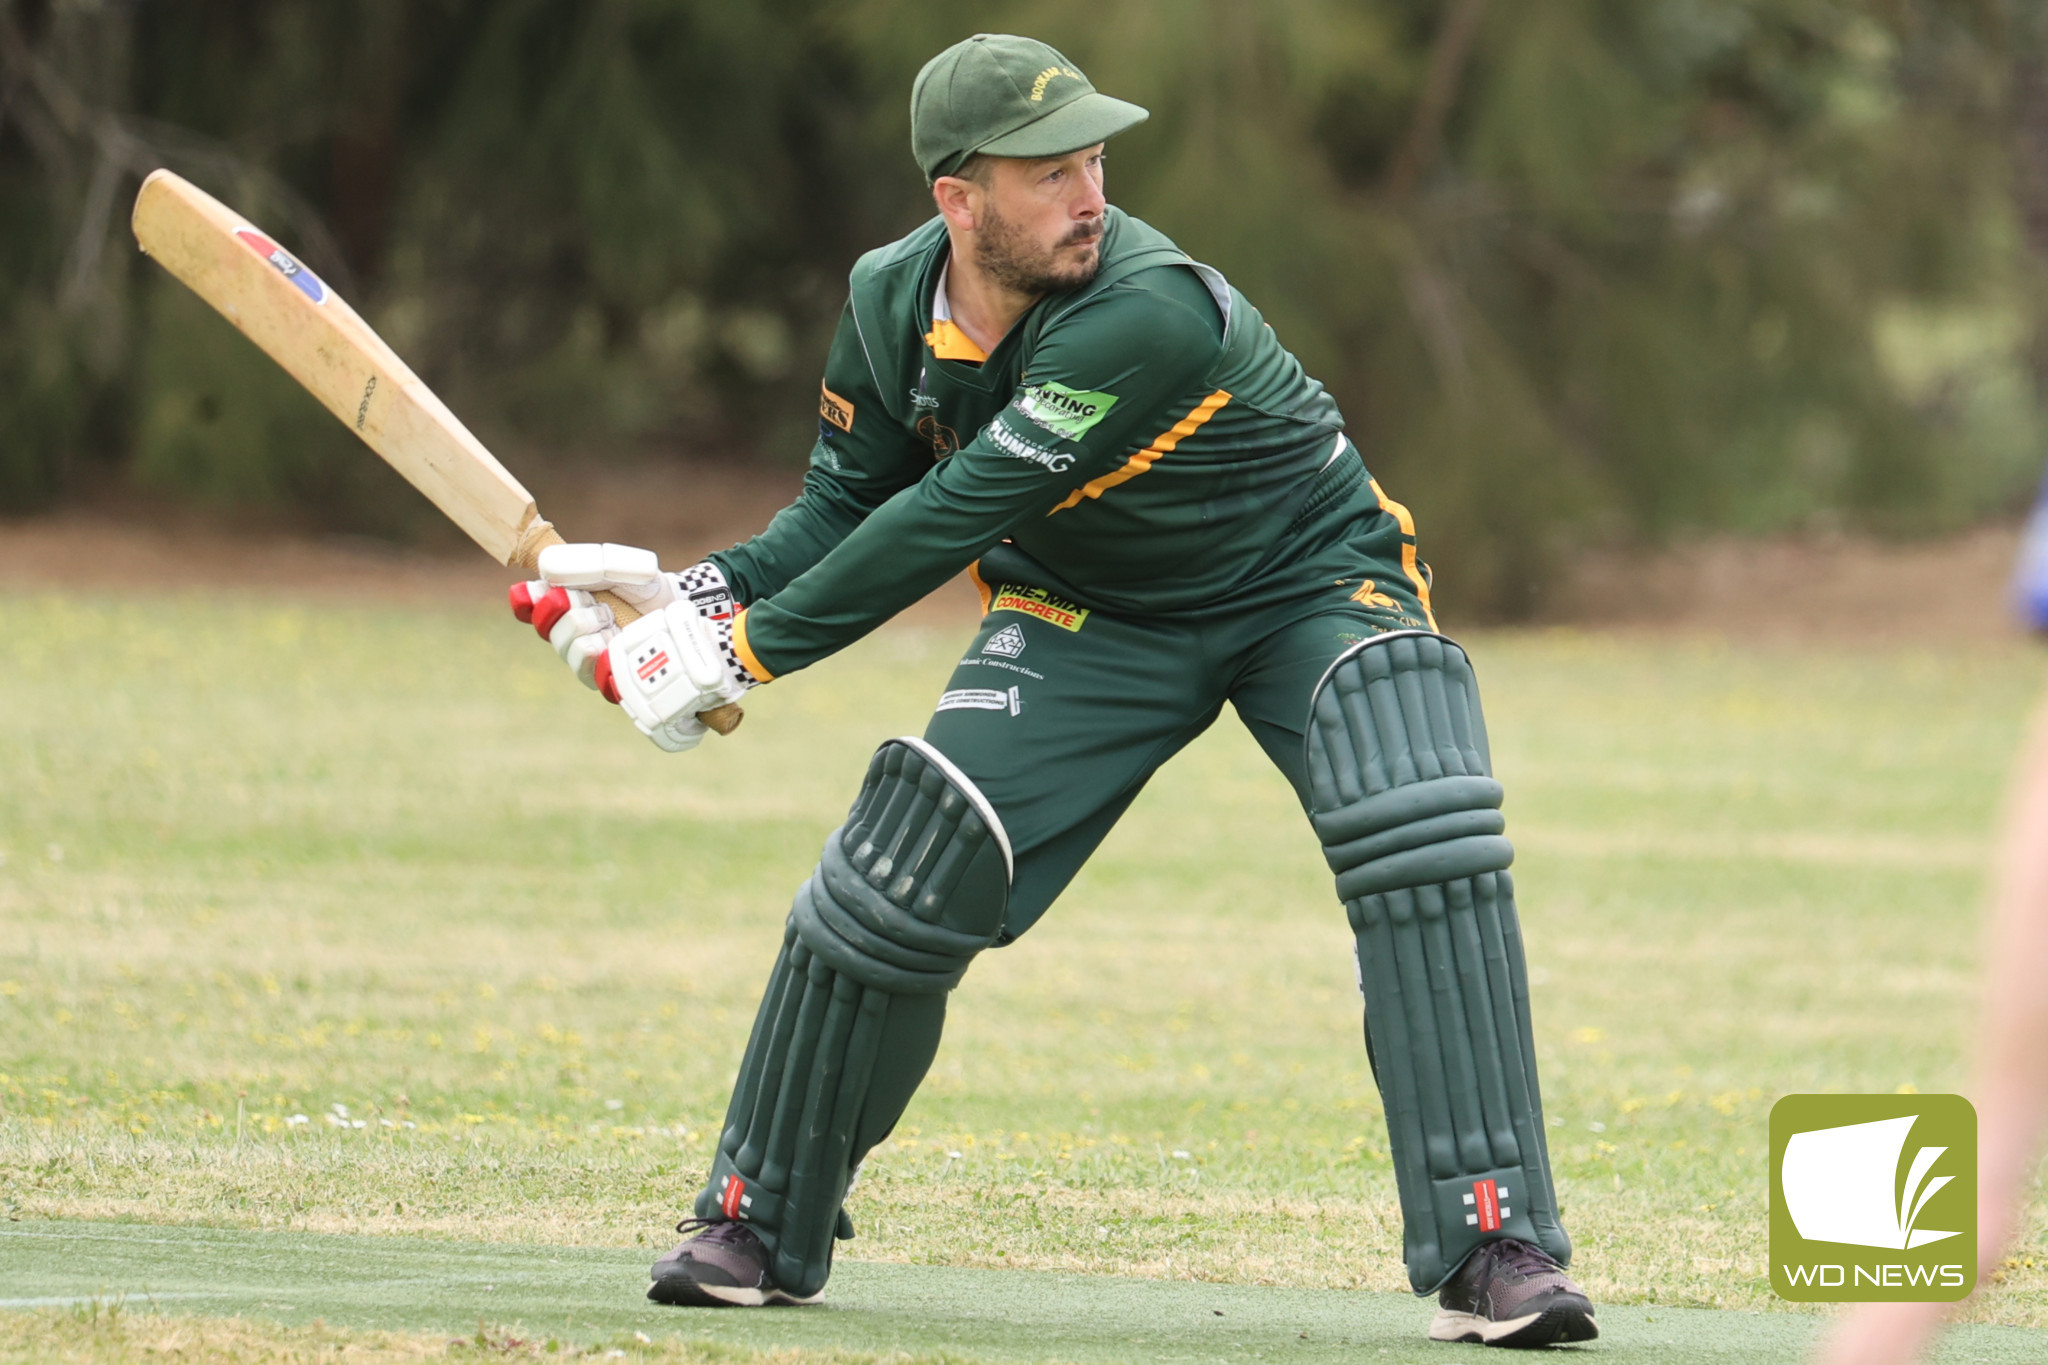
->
xmin=2 ymin=0 xmax=2044 ymax=616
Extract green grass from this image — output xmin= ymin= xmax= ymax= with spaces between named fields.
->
xmin=3 ymin=591 xmax=2047 ymax=1357
xmin=5 ymin=1220 xmax=2045 ymax=1363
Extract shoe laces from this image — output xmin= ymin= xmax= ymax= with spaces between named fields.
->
xmin=1485 ymin=1238 xmax=1563 ymax=1280
xmin=673 ymin=1217 xmax=757 ymax=1247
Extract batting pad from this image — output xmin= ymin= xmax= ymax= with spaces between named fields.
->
xmin=697 ymin=738 xmax=1010 ymax=1298
xmin=1307 ymin=632 xmax=1570 ymax=1293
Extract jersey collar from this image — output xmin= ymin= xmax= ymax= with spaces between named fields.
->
xmin=924 ymin=256 xmax=991 ymax=364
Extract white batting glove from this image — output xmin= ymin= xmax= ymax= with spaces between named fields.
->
xmin=508 ymin=543 xmax=722 ymax=690
xmin=603 ymin=602 xmax=754 ymax=752
xmin=536 ymin=541 xmax=677 ymax=610
xmin=507 ymin=544 xmax=755 ymax=752
xmin=507 ymin=543 xmax=647 ymax=690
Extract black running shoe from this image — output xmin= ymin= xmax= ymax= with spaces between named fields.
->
xmin=1429 ymin=1238 xmax=1598 ymax=1348
xmin=646 ymin=1219 xmax=822 ymax=1307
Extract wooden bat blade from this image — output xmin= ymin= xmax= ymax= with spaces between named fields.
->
xmin=131 ymin=169 xmax=545 ymax=567
xmin=129 ymin=169 xmax=742 ymax=736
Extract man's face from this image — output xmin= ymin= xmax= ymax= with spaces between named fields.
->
xmin=969 ymin=145 xmax=1108 ymax=295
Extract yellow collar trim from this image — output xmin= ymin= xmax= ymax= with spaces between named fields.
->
xmin=924 ymin=318 xmax=989 ymax=363
xmin=926 ymin=257 xmax=990 ymax=362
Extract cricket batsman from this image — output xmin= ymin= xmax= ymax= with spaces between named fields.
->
xmin=512 ymin=35 xmax=1595 ymax=1349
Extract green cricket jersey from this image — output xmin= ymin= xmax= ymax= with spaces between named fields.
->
xmin=711 ymin=207 xmax=1405 ymax=681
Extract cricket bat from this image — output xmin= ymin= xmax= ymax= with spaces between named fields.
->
xmin=129 ymin=168 xmax=742 ymax=735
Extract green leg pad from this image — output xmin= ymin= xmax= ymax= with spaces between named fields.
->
xmin=1307 ymin=632 xmax=1569 ymax=1293
xmin=695 ymin=738 xmax=1010 ymax=1298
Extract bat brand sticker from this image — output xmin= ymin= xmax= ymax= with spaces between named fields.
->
xmin=234 ymin=228 xmax=327 ymax=304
xmin=355 ymin=375 xmax=377 ymax=431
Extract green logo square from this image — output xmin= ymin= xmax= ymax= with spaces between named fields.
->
xmin=1769 ymin=1093 xmax=1976 ymax=1302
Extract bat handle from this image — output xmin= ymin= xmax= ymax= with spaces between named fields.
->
xmin=517 ymin=523 xmax=744 ymax=737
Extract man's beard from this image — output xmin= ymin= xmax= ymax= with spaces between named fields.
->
xmin=974 ymin=207 xmax=1103 ymax=296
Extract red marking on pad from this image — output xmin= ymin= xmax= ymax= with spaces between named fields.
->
xmin=636 ymin=651 xmax=670 ymax=683
xmin=722 ymin=1176 xmax=746 ymax=1219
xmin=1473 ymin=1179 xmax=1502 ymax=1232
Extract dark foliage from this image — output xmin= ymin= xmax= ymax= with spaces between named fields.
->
xmin=3 ymin=0 xmax=2043 ymax=616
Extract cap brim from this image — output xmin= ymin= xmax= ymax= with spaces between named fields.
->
xmin=976 ymin=92 xmax=1149 ymax=161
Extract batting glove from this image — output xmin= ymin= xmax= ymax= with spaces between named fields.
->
xmin=508 ymin=544 xmax=756 ymax=752
xmin=605 ymin=601 xmax=755 ymax=752
xmin=508 ymin=543 xmax=659 ymax=689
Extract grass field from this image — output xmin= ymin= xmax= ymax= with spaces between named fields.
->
xmin=3 ymin=589 xmax=2046 ymax=1359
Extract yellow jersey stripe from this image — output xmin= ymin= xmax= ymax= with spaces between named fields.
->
xmin=1368 ymin=476 xmax=1438 ymax=630
xmin=729 ymin=607 xmax=774 ymax=683
xmin=1048 ymin=389 xmax=1232 ymax=515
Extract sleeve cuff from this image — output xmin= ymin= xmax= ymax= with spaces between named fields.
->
xmin=730 ymin=607 xmax=774 ymax=683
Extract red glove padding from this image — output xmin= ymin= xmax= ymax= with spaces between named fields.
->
xmin=509 ymin=579 xmax=616 ymax=695
xmin=508 ymin=581 xmax=577 ymax=639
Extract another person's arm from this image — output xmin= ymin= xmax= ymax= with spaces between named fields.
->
xmin=1818 ymin=695 xmax=2048 ymax=1364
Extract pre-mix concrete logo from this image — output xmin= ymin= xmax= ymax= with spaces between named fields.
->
xmin=1770 ymin=1094 xmax=1975 ymax=1302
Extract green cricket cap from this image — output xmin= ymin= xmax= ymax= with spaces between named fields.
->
xmin=911 ymin=34 xmax=1149 ymax=183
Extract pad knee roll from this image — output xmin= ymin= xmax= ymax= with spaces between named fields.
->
xmin=1308 ymin=632 xmax=1569 ymax=1292
xmin=698 ymin=738 xmax=1009 ymax=1298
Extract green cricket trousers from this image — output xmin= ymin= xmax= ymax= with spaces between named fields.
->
xmin=931 ymin=472 xmax=1437 ymax=938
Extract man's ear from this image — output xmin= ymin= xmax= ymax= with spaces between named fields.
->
xmin=932 ymin=176 xmax=982 ymax=231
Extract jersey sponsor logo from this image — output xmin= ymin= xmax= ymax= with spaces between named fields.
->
xmin=819 ymin=382 xmax=856 ymax=432
xmin=1028 ymin=65 xmax=1083 ymax=102
xmin=938 ymin=685 xmax=1022 ymax=716
xmin=234 ymin=227 xmax=326 ymax=304
xmin=986 ymin=418 xmax=1075 ymax=471
xmin=1348 ymin=578 xmax=1403 ymax=610
xmin=1015 ymin=381 xmax=1118 ymax=441
xmin=990 ymin=584 xmax=1089 ymax=632
xmin=918 ymin=412 xmax=960 ymax=460
xmin=982 ymin=623 xmax=1027 ymax=658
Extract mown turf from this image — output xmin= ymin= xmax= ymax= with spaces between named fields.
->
xmin=2 ymin=591 xmax=2046 ymax=1359
xmin=6 ymin=1219 xmax=2046 ymax=1362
